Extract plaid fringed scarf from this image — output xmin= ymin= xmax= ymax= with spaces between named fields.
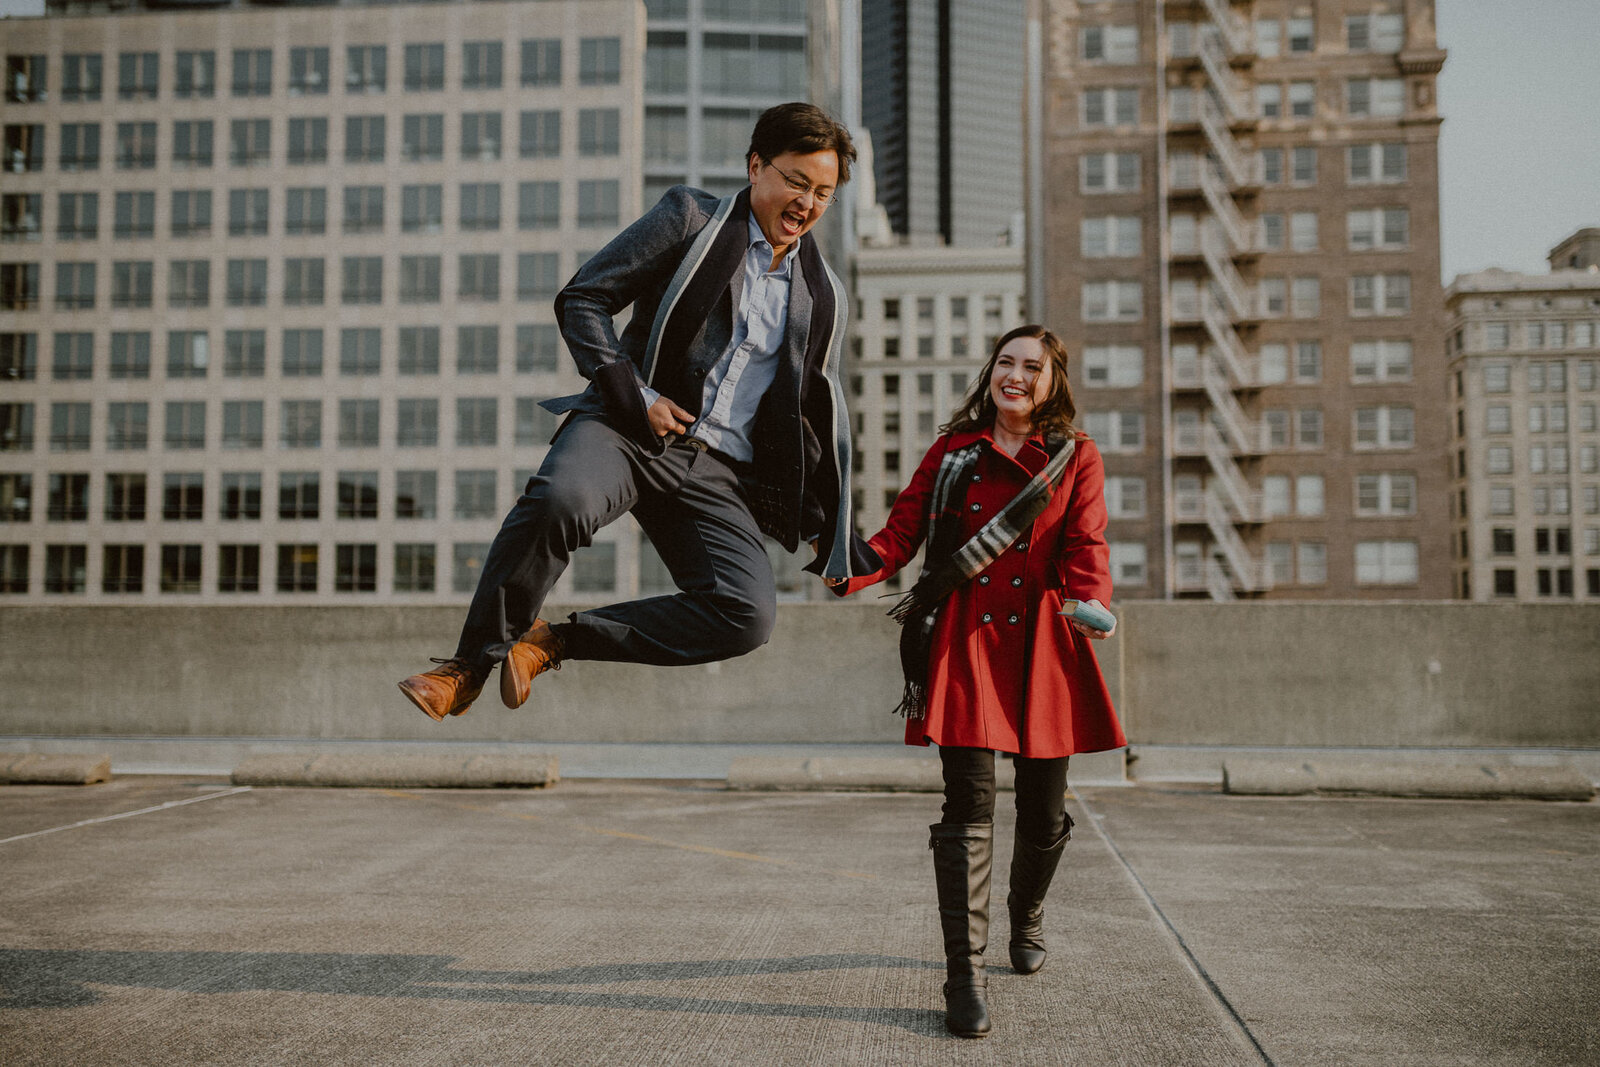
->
xmin=886 ymin=435 xmax=1077 ymax=718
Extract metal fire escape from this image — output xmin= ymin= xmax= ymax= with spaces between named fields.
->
xmin=1163 ymin=0 xmax=1268 ymax=599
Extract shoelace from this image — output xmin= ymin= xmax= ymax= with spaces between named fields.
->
xmin=427 ymin=657 xmax=474 ymax=680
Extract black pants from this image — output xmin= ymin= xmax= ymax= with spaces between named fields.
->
xmin=939 ymin=746 xmax=1071 ymax=844
xmin=453 ymin=415 xmax=777 ymax=672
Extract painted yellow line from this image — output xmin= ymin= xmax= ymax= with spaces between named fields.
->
xmin=376 ymin=789 xmax=876 ymax=881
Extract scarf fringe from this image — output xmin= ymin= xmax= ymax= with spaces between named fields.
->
xmin=893 ymin=679 xmax=927 ymax=719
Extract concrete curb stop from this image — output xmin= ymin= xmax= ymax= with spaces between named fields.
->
xmin=728 ymin=756 xmax=947 ymax=791
xmin=0 ymin=752 xmax=112 ymax=785
xmin=1223 ymin=758 xmax=1595 ymax=801
xmin=231 ymin=753 xmax=559 ymax=789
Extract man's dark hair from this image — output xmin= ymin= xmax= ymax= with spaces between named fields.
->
xmin=746 ymin=102 xmax=857 ymax=184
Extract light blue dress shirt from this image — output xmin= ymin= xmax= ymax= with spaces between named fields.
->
xmin=643 ymin=216 xmax=796 ymax=463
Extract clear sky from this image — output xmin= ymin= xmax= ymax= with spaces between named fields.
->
xmin=1 ymin=0 xmax=1593 ymax=280
xmin=1435 ymin=0 xmax=1600 ymax=280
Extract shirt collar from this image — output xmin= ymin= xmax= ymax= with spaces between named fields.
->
xmin=747 ymin=215 xmax=799 ymax=276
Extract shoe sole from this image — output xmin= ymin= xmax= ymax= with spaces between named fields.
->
xmin=397 ymin=680 xmax=453 ymax=722
xmin=499 ymin=656 xmax=529 ymax=710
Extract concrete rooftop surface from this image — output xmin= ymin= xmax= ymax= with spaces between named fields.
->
xmin=2 ymin=777 xmax=1597 ymax=1066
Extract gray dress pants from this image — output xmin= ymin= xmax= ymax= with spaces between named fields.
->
xmin=453 ymin=414 xmax=778 ymax=671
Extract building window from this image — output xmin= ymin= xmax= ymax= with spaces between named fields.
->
xmin=462 ymin=114 xmax=502 ymax=163
xmin=456 ymin=398 xmax=498 ymax=447
xmin=396 ymin=470 xmax=437 ymax=519
xmin=452 ymin=543 xmax=490 ymax=593
xmin=337 ymin=471 xmax=379 ymax=519
xmin=284 ymin=187 xmax=325 ymax=236
xmin=400 ymin=255 xmax=442 ymax=304
xmin=518 ymin=181 xmax=560 ymax=231
xmin=0 ymin=401 xmax=36 ymax=452
xmin=280 ymin=257 xmax=324 ymax=307
xmin=459 ymin=257 xmax=501 ymax=303
xmin=346 ymin=45 xmax=387 ymax=94
xmin=518 ymin=253 xmax=562 ymax=302
xmin=3 ymin=55 xmax=46 ymax=103
xmin=393 ymin=543 xmax=436 ymax=592
xmin=341 ymin=256 xmax=383 ymax=305
xmin=579 ymin=37 xmax=622 ymax=84
xmin=60 ymin=123 xmax=101 ymax=172
xmin=1289 ymin=81 xmax=1315 ymax=119
xmin=1347 ymin=14 xmax=1404 ymax=53
xmin=1081 ymin=87 xmax=1138 ymax=128
xmin=104 ymin=472 xmax=146 ymax=521
xmin=1082 ymin=280 xmax=1142 ymax=322
xmin=579 ymin=109 xmax=621 ymax=156
xmin=221 ymin=473 xmax=261 ymax=520
xmin=519 ymin=110 xmax=561 ymax=159
xmin=345 ymin=116 xmax=385 ymax=164
xmin=1290 ymin=146 xmax=1317 ymax=186
xmin=521 ymin=38 xmax=562 ymax=87
xmin=289 ymin=46 xmax=329 ymax=96
xmin=2 ymin=263 xmax=41 ymax=310
xmin=228 ymin=119 xmax=270 ymax=167
xmin=2 ymin=192 xmax=42 ymax=241
xmin=1353 ymin=405 xmax=1414 ymax=450
xmin=54 ymin=261 xmax=95 ymax=310
xmin=402 ymin=113 xmax=444 ymax=162
xmin=231 ymin=49 xmax=271 ymax=97
xmin=578 ymin=180 xmax=621 ymax=228
xmin=1351 ymin=340 xmax=1413 ymax=383
xmin=1081 ymin=345 xmax=1143 ymax=387
xmin=278 ymin=472 xmax=320 ymax=519
xmin=1079 ymin=410 xmax=1143 ymax=453
xmin=454 ymin=469 xmax=498 ymax=519
xmin=1080 ymin=152 xmax=1140 ymax=193
xmin=283 ymin=330 xmax=323 ymax=377
xmin=404 ymin=44 xmax=446 ymax=92
xmin=0 ymin=472 xmax=31 ymax=523
xmin=62 ymin=53 xmax=105 ymax=103
xmin=45 ymin=545 xmax=87 ymax=594
xmin=47 ymin=472 xmax=90 ymax=521
xmin=335 ymin=544 xmax=378 ymax=592
xmin=170 ymin=189 xmax=211 ymax=237
xmin=223 ymin=331 xmax=266 ymax=380
xmin=1081 ymin=216 xmax=1141 ymax=258
xmin=281 ymin=400 xmax=322 ymax=449
xmin=173 ymin=51 xmax=216 ymax=101
xmin=169 ymin=120 xmax=212 ymax=169
xmin=49 ymin=402 xmax=91 ymax=452
xmin=0 ymin=544 xmax=28 ymax=593
xmin=401 ymin=184 xmax=443 ymax=233
xmin=399 ymin=328 xmax=441 ymax=376
xmin=1 ymin=332 xmax=38 ymax=380
xmin=287 ymin=117 xmax=328 ymax=164
xmin=1108 ymin=542 xmax=1146 ymax=585
xmin=225 ymin=257 xmax=267 ymax=306
xmin=221 ymin=400 xmax=264 ymax=451
xmin=338 ymin=399 xmax=380 ymax=449
xmin=1257 ymin=84 xmax=1282 ymax=119
xmin=1 ymin=123 xmax=42 ymax=173
xmin=1347 ymin=142 xmax=1407 ymax=184
xmin=342 ymin=187 xmax=383 ymax=236
xmin=517 ymin=325 xmax=561 ymax=373
xmin=1290 ymin=276 xmax=1320 ymax=318
xmin=162 ymin=472 xmax=204 ymax=521
xmin=1349 ymin=274 xmax=1410 ymax=316
xmin=457 ymin=325 xmax=500 ymax=373
xmin=338 ymin=328 xmax=380 ymax=378
xmin=117 ymin=51 xmax=159 ymax=101
xmin=1355 ymin=472 xmax=1416 ymax=516
xmin=1080 ymin=24 xmax=1139 ymax=64
xmin=1346 ymin=77 xmax=1403 ymax=117
xmin=276 ymin=544 xmax=318 ymax=593
xmin=51 ymin=333 xmax=93 ymax=381
xmin=394 ymin=399 xmax=439 ymax=450
xmin=461 ymin=41 xmax=503 ymax=91
xmin=218 ymin=544 xmax=261 ymax=593
xmin=1356 ymin=540 xmax=1418 ymax=585
xmin=1348 ymin=207 xmax=1409 ymax=251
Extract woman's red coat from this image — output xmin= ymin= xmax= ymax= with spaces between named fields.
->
xmin=841 ymin=428 xmax=1126 ymax=758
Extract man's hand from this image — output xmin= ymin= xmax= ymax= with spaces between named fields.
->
xmin=647 ymin=396 xmax=696 ymax=438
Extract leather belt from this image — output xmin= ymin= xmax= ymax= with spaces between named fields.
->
xmin=680 ymin=436 xmax=752 ymax=474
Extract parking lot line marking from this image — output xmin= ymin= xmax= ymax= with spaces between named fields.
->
xmin=1075 ymin=792 xmax=1275 ymax=1066
xmin=375 ymin=789 xmax=877 ymax=881
xmin=0 ymin=786 xmax=252 ymax=847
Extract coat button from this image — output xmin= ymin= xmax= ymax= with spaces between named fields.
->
xmin=970 ymin=503 xmax=981 ymax=512
xmin=1012 ymin=577 xmax=1022 ymax=587
xmin=971 ymin=474 xmax=981 ymax=482
xmin=1016 ymin=541 xmax=1029 ymax=551
xmin=978 ymin=575 xmax=990 ymax=585
xmin=1008 ymin=614 xmax=1019 ymax=624
xmin=981 ymin=613 xmax=992 ymax=623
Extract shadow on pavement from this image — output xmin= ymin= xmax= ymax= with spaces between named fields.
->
xmin=0 ymin=948 xmax=946 ymax=1034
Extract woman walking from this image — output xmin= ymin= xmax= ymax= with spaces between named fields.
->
xmin=831 ymin=324 xmax=1125 ymax=1037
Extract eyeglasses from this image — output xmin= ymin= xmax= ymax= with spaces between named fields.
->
xmin=762 ymin=158 xmax=836 ymax=206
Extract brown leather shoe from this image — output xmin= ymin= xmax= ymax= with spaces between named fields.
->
xmin=500 ymin=620 xmax=564 ymax=709
xmin=398 ymin=658 xmax=487 ymax=722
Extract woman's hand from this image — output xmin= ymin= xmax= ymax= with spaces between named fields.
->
xmin=1068 ymin=598 xmax=1116 ymax=639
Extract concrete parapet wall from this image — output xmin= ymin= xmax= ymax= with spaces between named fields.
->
xmin=0 ymin=603 xmax=1596 ymax=750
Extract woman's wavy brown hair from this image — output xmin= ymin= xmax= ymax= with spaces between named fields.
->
xmin=941 ymin=324 xmax=1080 ymax=438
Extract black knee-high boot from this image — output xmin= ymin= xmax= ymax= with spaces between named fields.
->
xmin=1007 ymin=817 xmax=1071 ymax=974
xmin=929 ymin=822 xmax=993 ymax=1038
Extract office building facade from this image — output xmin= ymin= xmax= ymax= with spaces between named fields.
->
xmin=1445 ymin=238 xmax=1600 ymax=602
